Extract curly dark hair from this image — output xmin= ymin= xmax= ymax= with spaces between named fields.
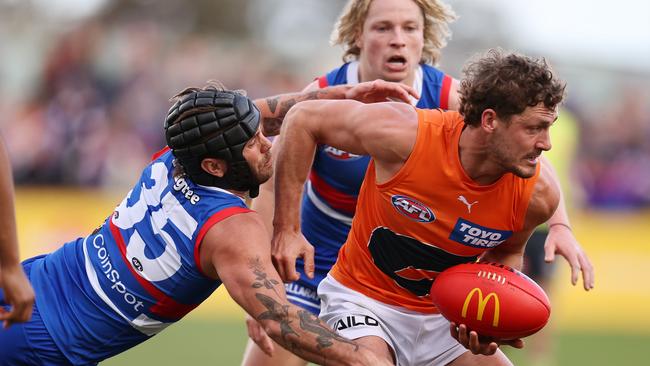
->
xmin=458 ymin=49 xmax=566 ymax=126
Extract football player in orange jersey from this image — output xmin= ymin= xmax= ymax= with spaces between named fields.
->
xmin=271 ymin=49 xmax=593 ymax=366
xmin=242 ymin=1 xmax=594 ymax=365
xmin=0 ymin=134 xmax=35 ymax=329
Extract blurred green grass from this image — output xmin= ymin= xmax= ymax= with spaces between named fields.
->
xmin=102 ymin=318 xmax=648 ymax=366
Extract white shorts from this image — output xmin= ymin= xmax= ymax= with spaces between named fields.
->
xmin=318 ymin=275 xmax=467 ymax=366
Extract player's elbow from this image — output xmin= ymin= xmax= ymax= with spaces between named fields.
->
xmin=540 ymin=185 xmax=561 ymax=224
xmin=280 ymin=102 xmax=312 ymax=134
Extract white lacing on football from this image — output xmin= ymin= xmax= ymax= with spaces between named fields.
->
xmin=477 ymin=270 xmax=506 ymax=285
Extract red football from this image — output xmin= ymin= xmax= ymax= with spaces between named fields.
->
xmin=430 ymin=262 xmax=550 ymax=340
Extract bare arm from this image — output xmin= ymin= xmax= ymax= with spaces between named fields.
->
xmin=0 ymin=137 xmax=21 ymax=279
xmin=487 ymin=156 xmax=595 ymax=290
xmin=251 ymin=80 xmax=321 ymax=236
xmin=0 ymin=136 xmax=35 ymax=327
xmin=254 ymin=80 xmax=418 ymax=137
xmin=540 ymin=157 xmax=594 ymax=290
xmin=199 ymin=213 xmax=386 ymax=366
xmin=271 ymin=101 xmax=417 ymax=277
xmin=254 ymin=87 xmax=348 ymax=138
xmin=254 ymin=81 xmax=419 ymax=281
xmin=542 ymin=155 xmax=570 ymax=227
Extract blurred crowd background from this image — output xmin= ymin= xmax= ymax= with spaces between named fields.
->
xmin=2 ymin=1 xmax=649 ymax=365
xmin=1 ymin=0 xmax=649 ymax=209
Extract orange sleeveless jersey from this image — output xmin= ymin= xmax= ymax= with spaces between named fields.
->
xmin=330 ymin=108 xmax=540 ymax=313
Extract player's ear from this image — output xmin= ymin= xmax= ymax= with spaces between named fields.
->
xmin=480 ymin=109 xmax=498 ymax=133
xmin=201 ymin=158 xmax=227 ymax=178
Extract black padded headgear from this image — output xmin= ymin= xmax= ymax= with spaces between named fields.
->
xmin=164 ymin=89 xmax=261 ymax=197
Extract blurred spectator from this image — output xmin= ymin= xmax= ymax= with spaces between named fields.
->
xmin=0 ymin=1 xmax=648 ymax=210
xmin=0 ymin=16 xmax=303 ymax=190
xmin=577 ymin=85 xmax=650 ymax=208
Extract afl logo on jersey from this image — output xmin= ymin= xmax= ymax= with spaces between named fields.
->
xmin=391 ymin=195 xmax=435 ymax=223
xmin=323 ymin=146 xmax=362 ymax=160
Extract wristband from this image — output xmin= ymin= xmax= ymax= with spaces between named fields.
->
xmin=549 ymin=223 xmax=572 ymax=231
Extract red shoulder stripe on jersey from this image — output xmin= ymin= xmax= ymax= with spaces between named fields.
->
xmin=309 ymin=170 xmax=357 ymax=215
xmin=151 ymin=146 xmax=171 ymax=161
xmin=193 ymin=206 xmax=253 ymax=277
xmin=109 ymin=219 xmax=198 ymax=320
xmin=317 ymin=75 xmax=329 ymax=89
xmin=440 ymin=75 xmax=452 ymax=110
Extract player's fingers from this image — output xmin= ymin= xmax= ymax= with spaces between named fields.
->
xmin=275 ymin=256 xmax=293 ymax=282
xmin=449 ymin=322 xmax=459 ymax=340
xmin=543 ymin=242 xmax=556 ymax=263
xmin=283 ymin=260 xmax=300 ymax=283
xmin=579 ymin=254 xmax=595 ymax=290
xmin=247 ymin=320 xmax=275 ymax=357
xmin=391 ymin=88 xmax=411 ymax=103
xmin=570 ymin=259 xmax=581 ymax=286
xmin=246 ymin=317 xmax=261 ymax=339
xmin=468 ymin=331 xmax=481 ymax=354
xmin=271 ymin=254 xmax=281 ymax=274
xmin=260 ymin=336 xmax=275 ymax=357
xmin=1 ymin=309 xmax=14 ymax=329
xmin=486 ymin=342 xmax=499 ymax=355
xmin=377 ymin=82 xmax=406 ymax=103
xmin=255 ymin=334 xmax=274 ymax=357
xmin=502 ymin=338 xmax=524 ymax=349
xmin=401 ymin=84 xmax=419 ymax=100
xmin=273 ymin=251 xmax=298 ymax=282
xmin=303 ymin=247 xmax=315 ymax=280
xmin=388 ymin=84 xmax=416 ymax=103
xmin=469 ymin=331 xmax=495 ymax=355
xmin=363 ymin=80 xmax=385 ymax=102
xmin=275 ymin=258 xmax=288 ymax=282
xmin=457 ymin=324 xmax=470 ymax=349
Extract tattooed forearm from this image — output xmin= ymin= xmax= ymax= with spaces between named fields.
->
xmin=248 ymin=257 xmax=361 ymax=364
xmin=255 ymin=293 xmax=299 ymax=350
xmin=260 ymin=89 xmax=343 ymax=136
xmin=263 ymin=97 xmax=297 ymax=119
xmin=298 ymin=310 xmax=359 ymax=351
xmin=249 ymin=257 xmax=299 ymax=349
xmin=248 ymin=257 xmax=280 ymax=291
xmin=267 ymin=96 xmax=280 ymax=113
xmin=261 ymin=97 xmax=297 ymax=136
xmin=254 ymin=294 xmax=360 ymax=362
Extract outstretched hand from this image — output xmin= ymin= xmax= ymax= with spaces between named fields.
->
xmin=0 ymin=264 xmax=35 ymax=328
xmin=450 ymin=322 xmax=524 ymax=356
xmin=345 ymin=80 xmax=419 ymax=104
xmin=544 ymin=224 xmax=595 ymax=291
xmin=271 ymin=229 xmax=315 ymax=283
xmin=245 ymin=314 xmax=275 ymax=357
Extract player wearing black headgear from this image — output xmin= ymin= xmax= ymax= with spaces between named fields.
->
xmin=0 ymin=79 xmax=419 ymax=366
xmin=165 ymin=85 xmax=265 ymax=197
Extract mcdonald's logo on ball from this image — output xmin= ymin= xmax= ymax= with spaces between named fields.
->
xmin=462 ymin=288 xmax=500 ymax=327
xmin=430 ymin=262 xmax=551 ymax=339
